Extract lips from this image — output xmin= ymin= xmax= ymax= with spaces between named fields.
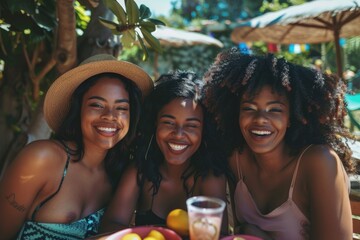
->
xmin=250 ymin=129 xmax=272 ymax=136
xmin=94 ymin=123 xmax=120 ymax=136
xmin=96 ymin=126 xmax=118 ymax=133
xmin=168 ymin=142 xmax=188 ymax=152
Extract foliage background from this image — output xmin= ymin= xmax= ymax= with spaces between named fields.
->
xmin=0 ymin=0 xmax=359 ymax=175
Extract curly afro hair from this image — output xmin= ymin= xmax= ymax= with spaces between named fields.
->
xmin=203 ymin=47 xmax=355 ymax=173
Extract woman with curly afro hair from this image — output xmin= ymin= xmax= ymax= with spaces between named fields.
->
xmin=203 ymin=47 xmax=355 ymax=240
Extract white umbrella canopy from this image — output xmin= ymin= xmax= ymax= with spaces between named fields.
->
xmin=231 ymin=0 xmax=360 ymax=76
xmin=153 ymin=25 xmax=224 ymax=48
xmin=143 ymin=25 xmax=224 ymax=78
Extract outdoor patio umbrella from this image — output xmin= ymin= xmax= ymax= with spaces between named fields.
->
xmin=153 ymin=25 xmax=224 ymax=48
xmin=147 ymin=26 xmax=224 ymax=78
xmin=231 ymin=0 xmax=360 ymax=76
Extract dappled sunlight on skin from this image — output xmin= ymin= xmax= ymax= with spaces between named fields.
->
xmin=19 ymin=175 xmax=35 ymax=183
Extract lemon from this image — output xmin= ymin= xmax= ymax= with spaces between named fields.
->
xmin=121 ymin=233 xmax=142 ymax=240
xmin=143 ymin=237 xmax=157 ymax=240
xmin=191 ymin=218 xmax=218 ymax=240
xmin=146 ymin=230 xmax=165 ymax=240
xmin=166 ymin=208 xmax=189 ymax=236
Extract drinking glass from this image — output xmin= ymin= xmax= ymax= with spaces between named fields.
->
xmin=186 ymin=196 xmax=226 ymax=240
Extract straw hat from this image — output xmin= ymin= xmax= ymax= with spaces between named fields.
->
xmin=44 ymin=54 xmax=153 ymax=132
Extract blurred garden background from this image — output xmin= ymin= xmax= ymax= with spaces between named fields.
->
xmin=0 ymin=0 xmax=359 ymax=176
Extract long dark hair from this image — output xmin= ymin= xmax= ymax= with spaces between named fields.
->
xmin=135 ymin=70 xmax=228 ymax=196
xmin=55 ymin=72 xmax=142 ymax=188
xmin=203 ymin=47 xmax=355 ymax=173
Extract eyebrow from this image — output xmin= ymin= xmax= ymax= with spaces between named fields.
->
xmin=88 ymin=96 xmax=129 ymax=103
xmin=241 ymin=100 xmax=286 ymax=106
xmin=159 ymin=114 xmax=202 ymax=123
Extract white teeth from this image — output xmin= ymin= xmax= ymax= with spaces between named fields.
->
xmin=251 ymin=130 xmax=271 ymax=135
xmin=169 ymin=143 xmax=187 ymax=151
xmin=97 ymin=127 xmax=117 ymax=132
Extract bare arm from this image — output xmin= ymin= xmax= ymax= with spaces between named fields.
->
xmin=307 ymin=145 xmax=352 ymax=240
xmin=100 ymin=164 xmax=140 ymax=233
xmin=0 ymin=141 xmax=55 ymax=239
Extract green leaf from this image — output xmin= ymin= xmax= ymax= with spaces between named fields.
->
xmin=137 ymin=31 xmax=149 ymax=61
xmin=98 ymin=17 xmax=118 ymax=30
xmin=139 ymin=4 xmax=151 ymax=19
xmin=139 ymin=20 xmax=156 ymax=32
xmin=75 ymin=3 xmax=90 ymax=30
xmin=141 ymin=28 xmax=162 ymax=53
xmin=125 ymin=0 xmax=140 ymax=25
xmin=110 ymin=29 xmax=122 ymax=35
xmin=6 ymin=0 xmax=36 ymax=14
xmin=147 ymin=18 xmax=166 ymax=26
xmin=121 ymin=29 xmax=136 ymax=48
xmin=104 ymin=0 xmax=126 ymax=24
xmin=33 ymin=6 xmax=57 ymax=30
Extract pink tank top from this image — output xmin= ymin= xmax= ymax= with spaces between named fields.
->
xmin=234 ymin=146 xmax=312 ymax=240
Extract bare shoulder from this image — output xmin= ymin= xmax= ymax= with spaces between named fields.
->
xmin=120 ymin=163 xmax=138 ymax=180
xmin=228 ymin=147 xmax=251 ymax=178
xmin=115 ymin=163 xmax=139 ymax=190
xmin=301 ymin=145 xmax=339 ymax=167
xmin=300 ymin=144 xmax=344 ymax=178
xmin=5 ymin=139 xmax=68 ymax=178
xmin=199 ymin=171 xmax=227 ymax=198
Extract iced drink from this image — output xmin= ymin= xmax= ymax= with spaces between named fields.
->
xmin=186 ymin=196 xmax=226 ymax=240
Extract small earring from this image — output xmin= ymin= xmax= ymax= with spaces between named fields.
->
xmin=145 ymin=134 xmax=154 ymax=161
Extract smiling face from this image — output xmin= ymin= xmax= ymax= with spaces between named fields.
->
xmin=239 ymin=85 xmax=290 ymax=154
xmin=156 ymin=98 xmax=204 ymax=166
xmin=81 ymin=76 xmax=130 ymax=150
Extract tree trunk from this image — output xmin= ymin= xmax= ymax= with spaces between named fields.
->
xmin=56 ymin=0 xmax=77 ymax=74
xmin=78 ymin=0 xmax=121 ymax=62
xmin=0 ymin=0 xmax=120 ymax=176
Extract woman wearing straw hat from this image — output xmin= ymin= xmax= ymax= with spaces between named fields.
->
xmin=0 ymin=54 xmax=153 ymax=239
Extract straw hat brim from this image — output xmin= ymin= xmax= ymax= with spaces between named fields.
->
xmin=44 ymin=56 xmax=153 ymax=132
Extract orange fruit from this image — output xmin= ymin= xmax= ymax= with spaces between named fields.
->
xmin=121 ymin=233 xmax=142 ymax=240
xmin=146 ymin=230 xmax=165 ymax=240
xmin=166 ymin=208 xmax=189 ymax=236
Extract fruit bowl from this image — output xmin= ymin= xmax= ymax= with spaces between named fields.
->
xmin=104 ymin=226 xmax=182 ymax=240
xmin=220 ymin=234 xmax=263 ymax=240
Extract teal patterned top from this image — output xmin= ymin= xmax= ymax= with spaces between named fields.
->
xmin=16 ymin=141 xmax=106 ymax=239
xmin=16 ymin=208 xmax=105 ymax=240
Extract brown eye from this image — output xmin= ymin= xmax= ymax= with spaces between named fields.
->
xmin=89 ymin=103 xmax=103 ymax=108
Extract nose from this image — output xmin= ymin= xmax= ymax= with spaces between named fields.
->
xmin=172 ymin=125 xmax=185 ymax=138
xmin=101 ymin=108 xmax=117 ymax=120
xmin=253 ymin=110 xmax=269 ymax=124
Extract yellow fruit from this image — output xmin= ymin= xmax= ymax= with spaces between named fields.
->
xmin=146 ymin=230 xmax=165 ymax=240
xmin=143 ymin=237 xmax=157 ymax=240
xmin=166 ymin=208 xmax=189 ymax=236
xmin=121 ymin=233 xmax=142 ymax=240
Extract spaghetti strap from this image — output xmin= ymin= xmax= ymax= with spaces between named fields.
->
xmin=289 ymin=145 xmax=313 ymax=199
xmin=235 ymin=150 xmax=243 ymax=180
xmin=31 ymin=141 xmax=71 ymax=221
xmin=150 ymin=187 xmax=156 ymax=209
